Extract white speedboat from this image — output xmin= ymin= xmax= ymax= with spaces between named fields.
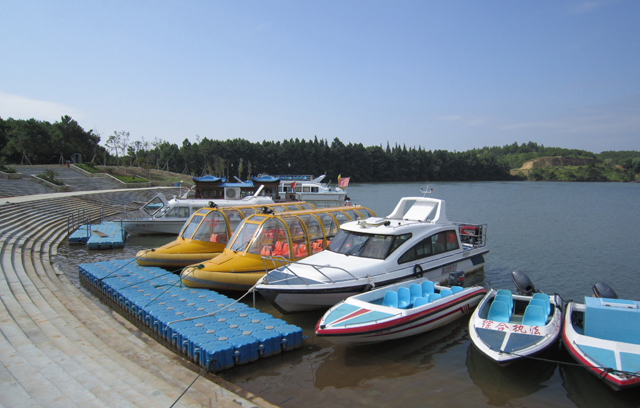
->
xmin=121 ymin=186 xmax=275 ymax=235
xmin=468 ymin=270 xmax=563 ymax=366
xmin=256 ymin=196 xmax=489 ymax=313
xmin=275 ymin=174 xmax=347 ymax=207
xmin=315 ymin=276 xmax=486 ymax=345
xmin=563 ymin=282 xmax=640 ymax=391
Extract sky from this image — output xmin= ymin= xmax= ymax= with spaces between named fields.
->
xmin=1 ymin=0 xmax=639 ymax=153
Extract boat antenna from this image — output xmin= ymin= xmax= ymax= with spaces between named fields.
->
xmin=420 ymin=185 xmax=433 ymax=197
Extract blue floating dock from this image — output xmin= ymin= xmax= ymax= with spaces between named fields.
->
xmin=78 ymin=259 xmax=303 ymax=371
xmin=79 ymin=221 xmax=126 ymax=249
xmin=69 ymin=224 xmax=92 ymax=245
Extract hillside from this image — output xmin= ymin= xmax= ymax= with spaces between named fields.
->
xmin=510 ymin=157 xmax=636 ymax=182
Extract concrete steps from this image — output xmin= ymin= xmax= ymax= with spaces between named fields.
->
xmin=0 ymin=190 xmax=275 ymax=408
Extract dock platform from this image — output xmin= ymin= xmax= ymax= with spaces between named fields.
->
xmin=79 ymin=259 xmax=303 ymax=370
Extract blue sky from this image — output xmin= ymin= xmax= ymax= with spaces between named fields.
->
xmin=1 ymin=0 xmax=639 ymax=153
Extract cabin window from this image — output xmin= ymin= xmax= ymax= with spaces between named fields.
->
xmin=299 ymin=203 xmax=314 ymax=210
xmin=164 ymin=206 xmax=190 ymax=218
xmin=388 ymin=233 xmax=412 ymax=256
xmin=227 ymin=212 xmax=243 ymax=235
xmin=191 ymin=211 xmax=227 ymax=242
xmin=181 ymin=215 xmax=203 ymax=239
xmin=303 ymin=187 xmax=311 ymax=192
xmin=445 ymin=231 xmax=459 ymax=251
xmin=271 ymin=206 xmax=286 ymax=212
xmin=311 ymin=187 xmax=319 ymax=193
xmin=240 ymin=208 xmax=257 ymax=217
xmin=334 ymin=212 xmax=349 ymax=225
xmin=318 ymin=213 xmax=339 ymax=239
xmin=284 ymin=205 xmax=300 ymax=211
xmin=398 ymin=230 xmax=458 ymax=264
xmin=247 ymin=218 xmax=288 ymax=256
xmin=343 ymin=210 xmax=361 ymax=220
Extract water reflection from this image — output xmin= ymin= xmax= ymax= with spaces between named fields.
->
xmin=313 ymin=317 xmax=470 ymax=390
xmin=560 ymin=362 xmax=640 ymax=408
xmin=466 ymin=344 xmax=557 ymax=406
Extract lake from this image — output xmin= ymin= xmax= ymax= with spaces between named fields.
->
xmin=57 ymin=181 xmax=640 ymax=407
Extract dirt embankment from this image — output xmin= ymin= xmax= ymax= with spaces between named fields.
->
xmin=511 ymin=157 xmax=597 ymax=176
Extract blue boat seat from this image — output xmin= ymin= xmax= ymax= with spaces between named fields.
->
xmin=522 ymin=305 xmax=546 ymax=326
xmin=450 ymin=286 xmax=463 ymax=293
xmin=487 ymin=300 xmax=510 ymax=323
xmin=413 ymin=297 xmax=430 ymax=308
xmin=422 ymin=281 xmax=435 ymax=296
xmin=528 ymin=299 xmax=550 ymax=320
xmin=440 ymin=289 xmax=453 ymax=298
xmin=398 ymin=287 xmax=411 ymax=309
xmin=531 ymin=293 xmax=551 ymax=316
xmin=427 ymin=293 xmax=442 ymax=303
xmin=410 ymin=284 xmax=422 ymax=305
xmin=494 ymin=294 xmax=513 ymax=314
xmin=382 ymin=291 xmax=398 ymax=308
xmin=495 ymin=290 xmax=513 ymax=312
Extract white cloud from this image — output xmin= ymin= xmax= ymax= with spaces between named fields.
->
xmin=0 ymin=92 xmax=83 ymax=122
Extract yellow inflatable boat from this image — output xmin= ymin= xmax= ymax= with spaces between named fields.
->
xmin=180 ymin=205 xmax=376 ymax=291
xmin=135 ymin=201 xmax=314 ymax=268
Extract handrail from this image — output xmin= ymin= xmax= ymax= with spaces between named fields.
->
xmin=261 ymin=257 xmax=361 ymax=286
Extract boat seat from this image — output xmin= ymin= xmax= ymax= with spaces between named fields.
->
xmin=398 ymin=287 xmax=411 ymax=309
xmin=439 ymin=289 xmax=453 ymax=297
xmin=450 ymin=286 xmax=463 ymax=293
xmin=531 ymin=293 xmax=551 ymax=316
xmin=487 ymin=300 xmax=510 ymax=323
xmin=528 ymin=298 xmax=550 ymax=320
xmin=260 ymin=245 xmax=273 ymax=256
xmin=422 ymin=281 xmax=435 ymax=296
xmin=428 ymin=293 xmax=442 ymax=303
xmin=311 ymin=240 xmax=324 ymax=253
xmin=496 ymin=289 xmax=513 ymax=310
xmin=413 ymin=297 xmax=430 ymax=308
xmin=410 ymin=284 xmax=422 ymax=305
xmin=494 ymin=294 xmax=513 ymax=314
xmin=382 ymin=291 xmax=398 ymax=308
xmin=522 ymin=305 xmax=546 ymax=326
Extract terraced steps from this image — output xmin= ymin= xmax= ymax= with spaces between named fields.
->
xmin=0 ymin=190 xmax=275 ymax=408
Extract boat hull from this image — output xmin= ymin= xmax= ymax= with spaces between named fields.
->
xmin=468 ymin=289 xmax=562 ymax=366
xmin=316 ymin=280 xmax=485 ymax=345
xmin=563 ymin=301 xmax=640 ymax=391
xmin=258 ymin=254 xmax=487 ymax=314
xmin=134 ymin=250 xmax=221 ymax=269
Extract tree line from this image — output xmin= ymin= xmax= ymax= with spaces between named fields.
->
xmin=1 ymin=116 xmax=638 ymax=182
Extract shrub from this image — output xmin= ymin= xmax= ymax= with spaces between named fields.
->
xmin=38 ymin=169 xmax=64 ymax=185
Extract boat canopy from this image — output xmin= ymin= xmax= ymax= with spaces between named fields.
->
xmin=227 ymin=205 xmax=376 ymax=259
xmin=179 ymin=202 xmax=315 ymax=245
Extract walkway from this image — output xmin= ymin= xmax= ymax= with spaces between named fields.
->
xmin=0 ymin=188 xmax=275 ymax=408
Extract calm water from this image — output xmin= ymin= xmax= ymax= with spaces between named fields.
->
xmin=57 ymin=182 xmax=640 ymax=407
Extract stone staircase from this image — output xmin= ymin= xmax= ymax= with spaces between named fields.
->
xmin=0 ymin=190 xmax=274 ymax=408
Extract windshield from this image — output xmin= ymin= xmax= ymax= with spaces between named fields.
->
xmin=189 ymin=211 xmax=228 ymax=242
xmin=328 ymin=230 xmax=412 ymax=259
xmin=141 ymin=196 xmax=166 ymax=216
xmin=229 ymin=223 xmax=260 ymax=252
xmin=180 ymin=215 xmax=203 ymax=239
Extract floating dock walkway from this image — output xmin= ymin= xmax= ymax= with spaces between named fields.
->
xmin=69 ymin=221 xmax=126 ymax=249
xmin=79 ymin=259 xmax=303 ymax=370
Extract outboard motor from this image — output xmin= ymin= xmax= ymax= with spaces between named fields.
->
xmin=448 ymin=270 xmax=465 ymax=287
xmin=592 ymin=281 xmax=618 ymax=299
xmin=511 ymin=270 xmax=536 ymax=296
